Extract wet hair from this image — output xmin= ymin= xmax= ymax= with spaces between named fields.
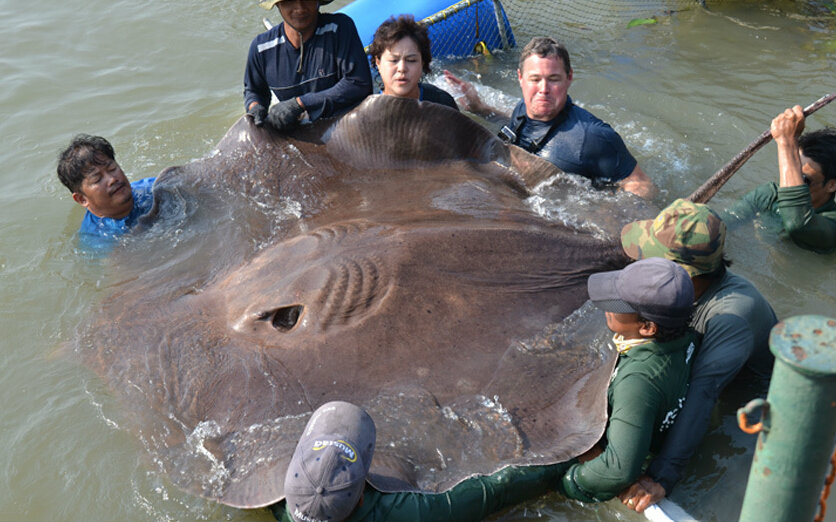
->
xmin=799 ymin=127 xmax=836 ymax=193
xmin=368 ymin=15 xmax=432 ymax=75
xmin=638 ymin=314 xmax=693 ymax=343
xmin=57 ymin=134 xmax=116 ymax=193
xmin=518 ymin=36 xmax=571 ymax=75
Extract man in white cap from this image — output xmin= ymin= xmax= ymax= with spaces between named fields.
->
xmin=244 ymin=0 xmax=372 ymax=131
xmin=271 ymin=401 xmax=573 ymax=522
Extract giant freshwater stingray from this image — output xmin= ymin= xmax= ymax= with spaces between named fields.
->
xmin=75 ymin=95 xmax=657 ymax=509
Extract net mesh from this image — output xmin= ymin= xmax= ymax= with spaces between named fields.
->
xmin=421 ymin=0 xmax=713 ymax=57
xmin=499 ymin=0 xmax=707 ymax=38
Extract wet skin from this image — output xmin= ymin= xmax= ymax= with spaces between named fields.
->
xmin=72 ymin=156 xmax=133 ymax=219
xmin=376 ymin=37 xmax=423 ymax=100
xmin=517 ymin=54 xmax=573 ymax=122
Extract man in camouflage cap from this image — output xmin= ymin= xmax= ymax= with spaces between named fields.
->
xmin=617 ymin=198 xmax=778 ymax=513
xmin=620 ymin=198 xmax=726 ymax=277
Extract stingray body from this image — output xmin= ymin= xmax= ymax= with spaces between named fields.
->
xmin=76 ymin=96 xmax=654 ymax=508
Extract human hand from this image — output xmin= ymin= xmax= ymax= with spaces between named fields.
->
xmin=443 ymin=70 xmax=482 ymax=113
xmin=770 ymin=105 xmax=805 ymax=145
xmin=266 ymin=98 xmax=305 ymax=131
xmin=618 ymin=474 xmax=666 ymax=513
xmin=247 ymin=102 xmax=268 ymax=127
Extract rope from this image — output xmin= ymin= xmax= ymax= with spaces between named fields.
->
xmin=815 ymin=446 xmax=836 ymax=522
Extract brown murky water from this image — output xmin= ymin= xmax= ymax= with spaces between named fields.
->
xmin=0 ymin=0 xmax=833 ymax=520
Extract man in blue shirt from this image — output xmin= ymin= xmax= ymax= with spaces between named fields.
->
xmin=244 ymin=0 xmax=372 ymax=131
xmin=57 ymin=134 xmax=155 ymax=251
xmin=444 ymin=37 xmax=656 ymax=199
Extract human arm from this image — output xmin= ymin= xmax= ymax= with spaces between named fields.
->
xmin=296 ymin=15 xmax=372 ymax=121
xmin=360 ymin=464 xmax=568 ymax=522
xmin=646 ymin=314 xmax=754 ymax=492
xmin=581 ymin=120 xmax=646 ymax=194
xmin=721 ymin=182 xmax=778 ymax=226
xmin=443 ymin=70 xmax=511 ymax=122
xmin=772 ymin=105 xmax=806 ymax=189
xmin=720 ymin=182 xmax=835 ymax=252
xmin=558 ymin=375 xmax=658 ymax=502
xmin=618 ymin=474 xmax=666 ymax=513
xmin=243 ymin=37 xmax=273 ymax=112
xmin=775 ymin=185 xmax=836 ymax=252
xmin=618 ymin=165 xmax=657 ymax=199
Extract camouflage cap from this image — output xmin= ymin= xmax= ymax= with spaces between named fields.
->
xmin=620 ymin=198 xmax=726 ymax=278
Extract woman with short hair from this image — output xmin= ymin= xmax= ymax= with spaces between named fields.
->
xmin=368 ymin=15 xmax=458 ymax=110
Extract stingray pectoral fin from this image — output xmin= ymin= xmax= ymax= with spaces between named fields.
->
xmin=508 ymin=144 xmax=567 ymax=191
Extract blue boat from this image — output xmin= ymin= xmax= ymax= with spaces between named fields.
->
xmin=263 ymin=0 xmax=515 ymax=59
xmin=339 ymin=0 xmax=515 ymax=58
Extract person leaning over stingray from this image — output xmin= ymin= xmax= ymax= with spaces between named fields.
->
xmin=243 ymin=0 xmax=372 ymax=131
xmin=617 ymin=199 xmax=778 ymax=513
xmin=555 ymin=257 xmax=697 ymax=504
xmin=367 ymin=15 xmax=458 ymax=111
xmin=270 ymin=401 xmax=571 ymax=522
xmin=444 ymin=37 xmax=656 ymax=199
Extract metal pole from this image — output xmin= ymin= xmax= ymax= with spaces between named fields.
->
xmin=738 ymin=315 xmax=836 ymax=522
xmin=491 ymin=0 xmax=511 ymax=50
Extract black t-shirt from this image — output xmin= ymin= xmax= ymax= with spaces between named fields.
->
xmin=420 ymin=83 xmax=459 ymax=111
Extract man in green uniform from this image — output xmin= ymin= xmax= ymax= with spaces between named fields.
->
xmin=271 ymin=401 xmax=569 ymax=522
xmin=617 ymin=199 xmax=777 ymax=513
xmin=722 ymin=105 xmax=836 ymax=253
xmin=557 ymin=257 xmax=696 ymax=503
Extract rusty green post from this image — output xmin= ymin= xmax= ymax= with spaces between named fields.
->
xmin=738 ymin=315 xmax=836 ymax=522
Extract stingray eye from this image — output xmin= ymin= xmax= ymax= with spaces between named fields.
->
xmin=257 ymin=305 xmax=304 ymax=331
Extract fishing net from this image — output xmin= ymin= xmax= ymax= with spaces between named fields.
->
xmin=419 ymin=0 xmax=516 ymax=59
xmin=421 ymin=0 xmax=714 ymax=57
xmin=497 ymin=0 xmax=708 ymax=38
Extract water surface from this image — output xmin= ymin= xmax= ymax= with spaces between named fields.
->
xmin=0 ymin=1 xmax=833 ymax=521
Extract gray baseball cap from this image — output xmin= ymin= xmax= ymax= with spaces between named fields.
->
xmin=284 ymin=401 xmax=376 ymax=522
xmin=587 ymin=257 xmax=694 ymax=328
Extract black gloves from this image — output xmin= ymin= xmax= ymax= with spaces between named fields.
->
xmin=247 ymin=103 xmax=268 ymax=127
xmin=266 ymin=98 xmax=306 ymax=131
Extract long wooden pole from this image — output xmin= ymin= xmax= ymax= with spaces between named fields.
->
xmin=687 ymin=91 xmax=836 ymax=204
